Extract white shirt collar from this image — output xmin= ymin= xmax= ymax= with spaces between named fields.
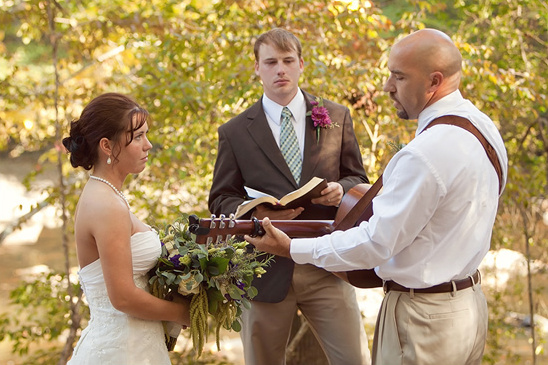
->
xmin=262 ymin=89 xmax=306 ymax=125
xmin=416 ymin=90 xmax=465 ymax=134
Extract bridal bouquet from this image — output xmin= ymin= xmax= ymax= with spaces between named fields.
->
xmin=149 ymin=214 xmax=273 ymax=357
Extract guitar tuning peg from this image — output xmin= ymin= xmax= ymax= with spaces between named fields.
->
xmin=188 ymin=215 xmax=200 ymax=233
xmin=229 ymin=213 xmax=236 ymax=228
xmin=189 ymin=215 xmax=200 ymax=225
xmin=219 ymin=214 xmax=226 ymax=229
xmin=209 ymin=214 xmax=216 ymax=229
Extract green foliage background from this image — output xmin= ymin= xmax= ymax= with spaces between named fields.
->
xmin=0 ymin=0 xmax=547 ymax=364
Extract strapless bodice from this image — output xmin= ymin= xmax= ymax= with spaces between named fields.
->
xmin=78 ymin=230 xmax=161 ymax=294
xmin=68 ymin=230 xmax=171 ymax=365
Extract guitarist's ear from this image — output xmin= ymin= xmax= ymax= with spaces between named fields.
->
xmin=428 ymin=71 xmax=443 ymax=93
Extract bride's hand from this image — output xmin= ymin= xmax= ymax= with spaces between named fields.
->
xmin=172 ymin=294 xmax=191 ymax=328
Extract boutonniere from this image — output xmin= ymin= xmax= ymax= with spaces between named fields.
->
xmin=306 ymin=97 xmax=339 ymax=144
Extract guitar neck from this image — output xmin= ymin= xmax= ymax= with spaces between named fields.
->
xmin=252 ymin=220 xmax=335 ymax=237
xmin=189 ymin=215 xmax=334 ymax=244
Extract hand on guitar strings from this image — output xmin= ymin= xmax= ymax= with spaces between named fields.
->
xmin=244 ymin=217 xmax=292 ymax=258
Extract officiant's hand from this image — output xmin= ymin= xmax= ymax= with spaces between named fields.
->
xmin=245 ymin=217 xmax=292 ymax=258
xmin=253 ymin=205 xmax=304 ymax=220
xmin=311 ymin=182 xmax=343 ymax=207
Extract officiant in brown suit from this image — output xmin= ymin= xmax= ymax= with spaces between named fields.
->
xmin=208 ymin=28 xmax=371 ymax=365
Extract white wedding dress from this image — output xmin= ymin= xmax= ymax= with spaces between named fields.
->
xmin=68 ymin=230 xmax=171 ymax=365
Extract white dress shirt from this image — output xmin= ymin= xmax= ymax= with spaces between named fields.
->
xmin=262 ymin=89 xmax=307 ymax=160
xmin=291 ymin=90 xmax=508 ymax=288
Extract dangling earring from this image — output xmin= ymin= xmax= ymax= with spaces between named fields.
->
xmin=107 ymin=155 xmax=112 ymax=165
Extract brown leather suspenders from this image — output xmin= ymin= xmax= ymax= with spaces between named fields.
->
xmin=424 ymin=115 xmax=503 ymax=194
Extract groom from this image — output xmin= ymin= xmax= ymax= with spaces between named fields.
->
xmin=208 ymin=28 xmax=371 ymax=365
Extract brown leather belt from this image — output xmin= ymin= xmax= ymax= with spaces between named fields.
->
xmin=384 ymin=270 xmax=481 ymax=294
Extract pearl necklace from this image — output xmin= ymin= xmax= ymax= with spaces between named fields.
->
xmin=89 ymin=175 xmax=130 ymax=209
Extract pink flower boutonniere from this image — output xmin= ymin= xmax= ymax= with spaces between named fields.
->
xmin=307 ymin=97 xmax=339 ymax=144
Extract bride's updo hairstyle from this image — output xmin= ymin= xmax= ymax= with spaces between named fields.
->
xmin=62 ymin=93 xmax=149 ymax=170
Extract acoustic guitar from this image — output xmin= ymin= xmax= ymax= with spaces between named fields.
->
xmin=189 ymin=183 xmax=383 ymax=288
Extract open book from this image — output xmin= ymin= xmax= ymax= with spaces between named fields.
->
xmin=234 ymin=177 xmax=328 ymax=218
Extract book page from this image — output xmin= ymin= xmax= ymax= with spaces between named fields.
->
xmin=235 ymin=177 xmax=327 ymax=218
xmin=278 ymin=177 xmax=326 ymax=205
xmin=244 ymin=186 xmax=276 ymax=200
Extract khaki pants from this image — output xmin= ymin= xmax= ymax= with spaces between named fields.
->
xmin=241 ymin=263 xmax=371 ymax=365
xmin=372 ymin=283 xmax=488 ymax=365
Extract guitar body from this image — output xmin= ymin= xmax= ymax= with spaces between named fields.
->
xmin=345 ymin=270 xmax=383 ymax=288
xmin=189 ymin=182 xmax=383 ymax=289
xmin=334 ymin=184 xmax=383 ymax=289
xmin=334 ymin=183 xmax=373 ymax=228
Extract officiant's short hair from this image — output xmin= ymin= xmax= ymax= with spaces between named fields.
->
xmin=254 ymin=28 xmax=302 ymax=61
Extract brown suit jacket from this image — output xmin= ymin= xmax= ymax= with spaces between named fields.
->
xmin=208 ymin=90 xmax=368 ymax=302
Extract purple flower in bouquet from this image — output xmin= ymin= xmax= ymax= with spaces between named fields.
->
xmin=169 ymin=254 xmax=183 ymax=267
xmin=307 ymin=97 xmax=339 ymax=144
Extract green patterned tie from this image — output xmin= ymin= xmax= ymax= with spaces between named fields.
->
xmin=280 ymin=107 xmax=302 ymax=184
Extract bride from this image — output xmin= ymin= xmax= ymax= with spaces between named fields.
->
xmin=63 ymin=93 xmax=190 ymax=364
